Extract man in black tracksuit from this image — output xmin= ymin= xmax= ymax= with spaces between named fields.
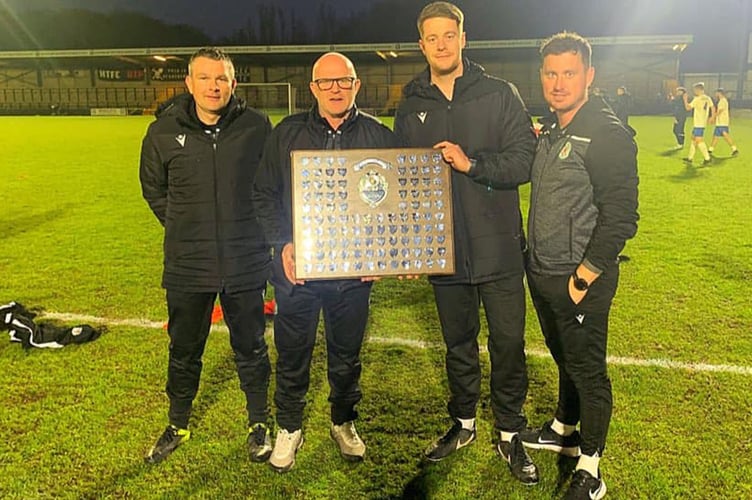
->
xmin=394 ymin=2 xmax=538 ymax=484
xmin=519 ymin=33 xmax=639 ymax=500
xmin=140 ymin=48 xmax=273 ymax=464
xmin=671 ymin=87 xmax=688 ymax=148
xmin=252 ymin=52 xmax=396 ymax=472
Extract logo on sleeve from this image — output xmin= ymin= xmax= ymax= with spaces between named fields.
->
xmin=559 ymin=141 xmax=572 ymax=160
xmin=417 ymin=111 xmax=428 ymax=124
xmin=175 ymin=134 xmax=186 ymax=147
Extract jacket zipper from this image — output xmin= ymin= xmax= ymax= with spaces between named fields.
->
xmin=211 ymin=129 xmax=226 ymax=291
xmin=529 ymin=132 xmax=559 ymax=263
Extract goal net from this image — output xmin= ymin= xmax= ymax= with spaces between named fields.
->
xmin=235 ymin=82 xmax=296 ymax=120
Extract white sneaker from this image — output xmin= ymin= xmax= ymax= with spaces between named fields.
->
xmin=269 ymin=428 xmax=303 ymax=473
xmin=330 ymin=421 xmax=366 ymax=461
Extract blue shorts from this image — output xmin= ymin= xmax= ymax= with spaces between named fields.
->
xmin=714 ymin=126 xmax=729 ymax=136
xmin=692 ymin=127 xmax=705 ymax=138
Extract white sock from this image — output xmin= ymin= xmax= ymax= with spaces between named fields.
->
xmin=708 ymin=147 xmax=714 ymax=152
xmin=732 ymin=145 xmax=738 ymax=152
xmin=688 ymin=142 xmax=696 ymax=159
xmin=499 ymin=431 xmax=517 ymax=442
xmin=458 ymin=417 xmax=475 ymax=430
xmin=550 ymin=418 xmax=577 ymax=437
xmin=576 ymin=452 xmax=601 ymax=478
xmin=698 ymin=142 xmax=710 ymax=160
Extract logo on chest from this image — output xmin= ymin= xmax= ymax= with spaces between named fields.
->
xmin=417 ymin=111 xmax=428 ymax=124
xmin=558 ymin=141 xmax=572 ymax=160
xmin=175 ymin=134 xmax=186 ymax=147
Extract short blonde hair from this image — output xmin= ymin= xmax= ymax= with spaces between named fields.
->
xmin=417 ymin=1 xmax=464 ymax=37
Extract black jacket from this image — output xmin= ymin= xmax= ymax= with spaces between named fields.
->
xmin=671 ymin=95 xmax=688 ymax=120
xmin=139 ymin=93 xmax=272 ymax=293
xmin=394 ymin=59 xmax=536 ymax=285
xmin=528 ymin=96 xmax=639 ymax=277
xmin=252 ymin=105 xmax=397 ymax=293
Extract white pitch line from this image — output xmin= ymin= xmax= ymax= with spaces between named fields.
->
xmin=42 ymin=311 xmax=752 ymax=376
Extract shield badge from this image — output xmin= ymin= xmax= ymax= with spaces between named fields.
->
xmin=358 ymin=170 xmax=389 ymax=208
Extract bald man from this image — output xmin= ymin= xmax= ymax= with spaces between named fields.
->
xmin=253 ymin=52 xmax=397 ymax=472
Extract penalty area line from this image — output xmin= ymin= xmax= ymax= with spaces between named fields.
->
xmin=42 ymin=311 xmax=752 ymax=376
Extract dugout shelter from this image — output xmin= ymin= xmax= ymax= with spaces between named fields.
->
xmin=0 ymin=35 xmax=692 ymax=116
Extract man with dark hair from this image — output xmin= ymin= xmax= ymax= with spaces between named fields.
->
xmin=394 ymin=1 xmax=539 ymax=485
xmin=253 ymin=52 xmax=396 ymax=473
xmin=520 ymin=32 xmax=639 ymax=499
xmin=140 ymin=46 xmax=273 ymax=464
xmin=670 ymin=86 xmax=688 ymax=149
xmin=709 ymin=88 xmax=739 ymax=156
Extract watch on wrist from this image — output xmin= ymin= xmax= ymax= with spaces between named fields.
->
xmin=572 ymin=271 xmax=590 ymax=291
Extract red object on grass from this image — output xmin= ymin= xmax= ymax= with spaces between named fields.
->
xmin=264 ymin=298 xmax=277 ymax=316
xmin=163 ymin=300 xmax=274 ymax=330
xmin=211 ymin=304 xmax=224 ymax=323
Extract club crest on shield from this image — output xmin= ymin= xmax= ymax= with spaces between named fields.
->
xmin=358 ymin=170 xmax=389 ymax=208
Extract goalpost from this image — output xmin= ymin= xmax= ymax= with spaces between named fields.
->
xmin=235 ymin=82 xmax=296 ymax=120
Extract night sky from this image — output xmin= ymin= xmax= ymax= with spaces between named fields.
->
xmin=3 ymin=0 xmax=751 ymax=72
xmin=3 ymin=0 xmax=369 ymax=38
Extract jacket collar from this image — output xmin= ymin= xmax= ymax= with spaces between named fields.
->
xmin=157 ymin=93 xmax=245 ymax=130
xmin=403 ymin=57 xmax=485 ymax=100
xmin=307 ymin=103 xmax=360 ymax=132
xmin=539 ymin=95 xmax=613 ymax=136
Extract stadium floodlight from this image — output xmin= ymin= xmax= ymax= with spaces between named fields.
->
xmin=235 ymin=82 xmax=296 ymax=118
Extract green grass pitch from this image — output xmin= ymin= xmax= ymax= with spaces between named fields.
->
xmin=0 ymin=113 xmax=750 ymax=499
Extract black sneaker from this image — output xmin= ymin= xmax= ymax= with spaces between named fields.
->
xmin=424 ymin=420 xmax=476 ymax=462
xmin=519 ymin=420 xmax=581 ymax=457
xmin=702 ymin=158 xmax=712 ymax=166
xmin=145 ymin=425 xmax=191 ymax=464
xmin=683 ymin=158 xmax=693 ymax=165
xmin=248 ymin=423 xmax=273 ymax=462
xmin=565 ymin=469 xmax=607 ymax=499
xmin=496 ymin=434 xmax=539 ymax=485
xmin=732 ymin=149 xmax=739 ymax=156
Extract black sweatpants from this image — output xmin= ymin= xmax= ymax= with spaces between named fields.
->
xmin=273 ymin=280 xmax=371 ymax=432
xmin=165 ymin=288 xmax=270 ymax=429
xmin=433 ymin=274 xmax=528 ymax=432
xmin=527 ymin=266 xmax=619 ymax=456
xmin=673 ymin=116 xmax=686 ymax=146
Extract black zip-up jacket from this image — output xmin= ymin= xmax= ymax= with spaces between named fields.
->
xmin=252 ymin=105 xmax=397 ymax=293
xmin=671 ymin=95 xmax=688 ymax=120
xmin=528 ymin=96 xmax=639 ymax=277
xmin=394 ymin=59 xmax=536 ymax=285
xmin=139 ymin=93 xmax=272 ymax=293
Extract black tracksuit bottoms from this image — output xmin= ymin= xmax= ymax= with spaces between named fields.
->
xmin=673 ymin=116 xmax=687 ymax=146
xmin=165 ymin=288 xmax=270 ymax=429
xmin=273 ymin=280 xmax=371 ymax=432
xmin=527 ymin=266 xmax=619 ymax=456
xmin=433 ymin=273 xmax=529 ymax=432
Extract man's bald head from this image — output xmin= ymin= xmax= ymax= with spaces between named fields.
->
xmin=309 ymin=52 xmax=361 ymax=129
xmin=312 ymin=52 xmax=357 ymax=81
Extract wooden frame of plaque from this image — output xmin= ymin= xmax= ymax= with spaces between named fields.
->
xmin=291 ymin=148 xmax=455 ymax=280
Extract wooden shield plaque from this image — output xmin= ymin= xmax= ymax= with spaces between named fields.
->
xmin=291 ymin=148 xmax=455 ymax=280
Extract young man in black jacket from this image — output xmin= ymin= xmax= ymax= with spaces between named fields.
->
xmin=394 ymin=2 xmax=539 ymax=485
xmin=140 ymin=47 xmax=273 ymax=464
xmin=252 ymin=52 xmax=396 ymax=473
xmin=670 ymin=86 xmax=687 ymax=149
xmin=520 ymin=33 xmax=639 ymax=500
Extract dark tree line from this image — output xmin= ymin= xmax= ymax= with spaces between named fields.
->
xmin=0 ymin=8 xmax=209 ymax=50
